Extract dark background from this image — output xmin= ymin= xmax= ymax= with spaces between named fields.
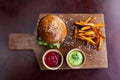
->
xmin=0 ymin=0 xmax=120 ymax=80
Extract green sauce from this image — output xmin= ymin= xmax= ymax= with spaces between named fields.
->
xmin=68 ymin=50 xmax=83 ymax=66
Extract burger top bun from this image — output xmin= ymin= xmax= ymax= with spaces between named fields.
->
xmin=38 ymin=15 xmax=67 ymax=44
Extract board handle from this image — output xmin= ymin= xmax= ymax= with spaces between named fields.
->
xmin=9 ymin=34 xmax=36 ymax=50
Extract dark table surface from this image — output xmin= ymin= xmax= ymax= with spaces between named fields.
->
xmin=0 ymin=0 xmax=120 ymax=80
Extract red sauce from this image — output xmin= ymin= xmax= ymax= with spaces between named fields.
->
xmin=44 ymin=51 xmax=62 ymax=67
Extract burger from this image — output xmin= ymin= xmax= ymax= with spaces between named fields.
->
xmin=37 ymin=15 xmax=67 ymax=48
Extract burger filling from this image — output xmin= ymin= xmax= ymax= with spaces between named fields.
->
xmin=37 ymin=36 xmax=60 ymax=49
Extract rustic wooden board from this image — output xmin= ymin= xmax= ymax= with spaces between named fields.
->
xmin=9 ymin=14 xmax=108 ymax=70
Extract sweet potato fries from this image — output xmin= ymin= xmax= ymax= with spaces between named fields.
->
xmin=74 ymin=16 xmax=105 ymax=50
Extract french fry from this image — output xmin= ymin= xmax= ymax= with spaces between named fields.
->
xmin=85 ymin=17 xmax=92 ymax=23
xmin=93 ymin=27 xmax=105 ymax=39
xmin=81 ymin=36 xmax=96 ymax=45
xmin=86 ymin=36 xmax=95 ymax=39
xmin=97 ymin=30 xmax=105 ymax=39
xmin=75 ymin=21 xmax=81 ymax=25
xmin=85 ymin=23 xmax=94 ymax=26
xmin=78 ymin=30 xmax=85 ymax=33
xmin=78 ymin=31 xmax=95 ymax=37
xmin=77 ymin=37 xmax=85 ymax=40
xmin=91 ymin=27 xmax=99 ymax=36
xmin=75 ymin=21 xmax=85 ymax=26
xmin=96 ymin=37 xmax=100 ymax=48
xmin=93 ymin=23 xmax=104 ymax=28
xmin=74 ymin=16 xmax=105 ymax=50
xmin=77 ymin=33 xmax=85 ymax=36
xmin=98 ymin=37 xmax=103 ymax=49
xmin=74 ymin=27 xmax=77 ymax=39
xmin=89 ymin=17 xmax=97 ymax=22
xmin=75 ymin=21 xmax=93 ymax=26
xmin=81 ymin=26 xmax=91 ymax=31
xmin=84 ymin=30 xmax=95 ymax=36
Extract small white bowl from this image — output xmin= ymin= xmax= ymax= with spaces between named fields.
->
xmin=66 ymin=48 xmax=86 ymax=69
xmin=42 ymin=49 xmax=63 ymax=70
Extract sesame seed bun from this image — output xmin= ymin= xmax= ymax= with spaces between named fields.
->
xmin=38 ymin=15 xmax=67 ymax=44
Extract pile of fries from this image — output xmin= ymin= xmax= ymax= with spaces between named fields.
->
xmin=74 ymin=17 xmax=105 ymax=49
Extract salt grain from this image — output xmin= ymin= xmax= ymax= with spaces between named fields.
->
xmin=69 ymin=18 xmax=73 ymax=22
xmin=82 ymin=16 xmax=85 ymax=18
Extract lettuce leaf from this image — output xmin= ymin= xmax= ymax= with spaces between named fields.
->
xmin=37 ymin=37 xmax=60 ymax=49
xmin=54 ymin=43 xmax=60 ymax=48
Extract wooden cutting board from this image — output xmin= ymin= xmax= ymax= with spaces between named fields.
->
xmin=9 ymin=14 xmax=108 ymax=70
